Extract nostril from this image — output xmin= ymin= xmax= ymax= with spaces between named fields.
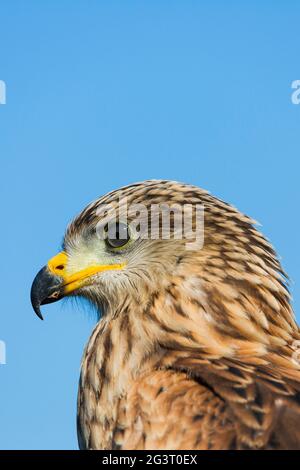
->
xmin=56 ymin=265 xmax=65 ymax=271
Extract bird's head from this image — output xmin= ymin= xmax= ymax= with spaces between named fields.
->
xmin=31 ymin=180 xmax=200 ymax=320
xmin=31 ymin=180 xmax=294 ymax=357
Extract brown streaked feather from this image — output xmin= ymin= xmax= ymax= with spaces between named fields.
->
xmin=69 ymin=180 xmax=300 ymax=450
xmin=116 ymin=369 xmax=236 ymax=450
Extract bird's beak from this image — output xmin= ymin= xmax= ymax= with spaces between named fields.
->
xmin=30 ymin=251 xmax=125 ymax=320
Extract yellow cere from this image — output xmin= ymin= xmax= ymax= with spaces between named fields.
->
xmin=47 ymin=251 xmax=126 ymax=294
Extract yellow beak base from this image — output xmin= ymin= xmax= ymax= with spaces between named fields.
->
xmin=47 ymin=252 xmax=125 ymax=294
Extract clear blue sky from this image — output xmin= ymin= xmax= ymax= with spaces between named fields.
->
xmin=0 ymin=1 xmax=299 ymax=449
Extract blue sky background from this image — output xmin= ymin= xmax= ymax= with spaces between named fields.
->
xmin=0 ymin=1 xmax=299 ymax=449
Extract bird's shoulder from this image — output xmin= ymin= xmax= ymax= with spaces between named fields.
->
xmin=114 ymin=368 xmax=236 ymax=450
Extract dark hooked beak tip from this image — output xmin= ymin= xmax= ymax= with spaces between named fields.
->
xmin=30 ymin=266 xmax=64 ymax=320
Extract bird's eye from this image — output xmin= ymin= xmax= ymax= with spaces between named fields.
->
xmin=105 ymin=222 xmax=130 ymax=249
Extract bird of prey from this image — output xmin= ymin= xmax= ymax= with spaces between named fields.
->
xmin=31 ymin=180 xmax=300 ymax=450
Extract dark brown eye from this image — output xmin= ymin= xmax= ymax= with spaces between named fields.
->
xmin=105 ymin=222 xmax=130 ymax=249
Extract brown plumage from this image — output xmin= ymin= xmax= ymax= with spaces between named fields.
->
xmin=31 ymin=180 xmax=300 ymax=449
